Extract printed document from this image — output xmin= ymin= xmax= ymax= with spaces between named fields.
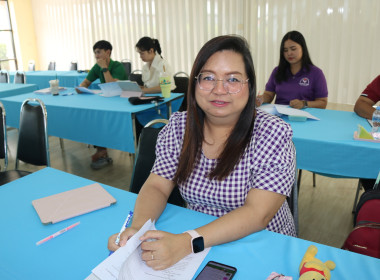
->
xmin=89 ymin=219 xmax=210 ymax=280
xmin=259 ymin=104 xmax=319 ymax=120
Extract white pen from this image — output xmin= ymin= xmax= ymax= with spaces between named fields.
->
xmin=36 ymin=221 xmax=80 ymax=246
xmin=115 ymin=211 xmax=134 ymax=245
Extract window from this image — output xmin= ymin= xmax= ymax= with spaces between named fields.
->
xmin=0 ymin=0 xmax=17 ymax=71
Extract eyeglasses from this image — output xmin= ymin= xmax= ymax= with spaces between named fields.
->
xmin=195 ymin=72 xmax=249 ymax=94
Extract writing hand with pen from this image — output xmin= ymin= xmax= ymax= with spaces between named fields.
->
xmin=107 ymin=228 xmax=192 ymax=270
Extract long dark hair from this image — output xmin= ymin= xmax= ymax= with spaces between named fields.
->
xmin=135 ymin=37 xmax=163 ymax=58
xmin=174 ymin=35 xmax=256 ymax=183
xmin=275 ymin=30 xmax=313 ymax=83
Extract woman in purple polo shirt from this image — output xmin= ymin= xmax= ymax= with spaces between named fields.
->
xmin=259 ymin=31 xmax=328 ymax=109
xmin=108 ymin=35 xmax=296 ymax=270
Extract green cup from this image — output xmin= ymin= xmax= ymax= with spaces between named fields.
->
xmin=159 ymin=76 xmax=171 ymax=98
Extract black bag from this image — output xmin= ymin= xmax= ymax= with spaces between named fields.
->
xmin=342 ymin=181 xmax=380 ymax=258
xmin=129 ymin=96 xmax=163 ymax=105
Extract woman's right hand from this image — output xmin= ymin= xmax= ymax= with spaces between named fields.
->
xmin=107 ymin=227 xmax=139 ymax=252
xmin=256 ymin=95 xmax=264 ymax=107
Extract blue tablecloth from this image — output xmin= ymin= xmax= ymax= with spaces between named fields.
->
xmin=281 ymin=108 xmax=379 ymax=179
xmin=0 ymin=83 xmax=38 ymax=98
xmin=0 ymin=167 xmax=379 ymax=279
xmin=9 ymin=71 xmax=100 ymax=90
xmin=0 ymin=90 xmax=183 ymax=153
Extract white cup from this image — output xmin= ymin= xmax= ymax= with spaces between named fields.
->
xmin=49 ymin=79 xmax=59 ymax=95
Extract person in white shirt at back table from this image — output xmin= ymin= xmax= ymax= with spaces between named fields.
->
xmin=136 ymin=36 xmax=176 ymax=93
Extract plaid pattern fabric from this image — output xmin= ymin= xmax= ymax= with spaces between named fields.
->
xmin=152 ymin=110 xmax=296 ymax=236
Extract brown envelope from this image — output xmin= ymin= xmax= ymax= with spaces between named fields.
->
xmin=32 ymin=183 xmax=117 ymax=224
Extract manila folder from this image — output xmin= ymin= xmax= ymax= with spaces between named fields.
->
xmin=32 ymin=183 xmax=116 ymax=224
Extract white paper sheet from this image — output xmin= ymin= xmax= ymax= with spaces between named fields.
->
xmin=90 ymin=219 xmax=210 ymax=280
xmin=92 ymin=219 xmax=155 ymax=279
xmin=258 ymin=104 xmax=282 ymax=115
xmin=98 ymin=82 xmax=142 ymax=97
xmin=75 ymin=87 xmax=101 ymax=94
xmin=274 ymin=105 xmax=320 ymax=120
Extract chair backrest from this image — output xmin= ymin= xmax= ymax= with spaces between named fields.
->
xmin=0 ymin=70 xmax=10 ymax=83
xmin=121 ymin=59 xmax=132 ymax=79
xmin=48 ymin=61 xmax=56 ymax=71
xmin=14 ymin=71 xmax=26 ymax=84
xmin=70 ymin=61 xmax=78 ymax=71
xmin=287 ymin=143 xmax=299 ymax=235
xmin=16 ymin=98 xmax=50 ymax=169
xmin=28 ymin=60 xmax=36 ymax=71
xmin=129 ymin=69 xmax=143 ymax=86
xmin=129 ymin=119 xmax=186 ymax=207
xmin=172 ymin=72 xmax=189 ymax=111
xmin=0 ymin=102 xmax=8 ymax=171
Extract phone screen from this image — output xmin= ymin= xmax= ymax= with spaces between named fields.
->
xmin=195 ymin=261 xmax=237 ymax=280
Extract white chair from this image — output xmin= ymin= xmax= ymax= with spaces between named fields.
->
xmin=0 ymin=70 xmax=10 ymax=83
xmin=28 ymin=60 xmax=36 ymax=71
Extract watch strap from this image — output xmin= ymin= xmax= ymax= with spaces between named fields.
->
xmin=185 ymin=229 xmax=200 ymax=239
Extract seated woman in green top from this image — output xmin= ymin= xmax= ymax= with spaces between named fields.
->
xmin=76 ymin=40 xmax=127 ymax=170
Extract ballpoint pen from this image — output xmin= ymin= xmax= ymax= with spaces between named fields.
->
xmin=109 ymin=211 xmax=134 ymax=256
xmin=36 ymin=221 xmax=80 ymax=246
xmin=115 ymin=211 xmax=134 ymax=245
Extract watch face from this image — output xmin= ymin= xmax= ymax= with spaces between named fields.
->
xmin=102 ymin=68 xmax=108 ymax=73
xmin=193 ymin=236 xmax=204 ymax=253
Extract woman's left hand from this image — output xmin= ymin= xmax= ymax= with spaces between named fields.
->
xmin=140 ymin=230 xmax=192 ymax=270
xmin=289 ymin=99 xmax=304 ymax=109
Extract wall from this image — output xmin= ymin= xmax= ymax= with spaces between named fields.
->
xmin=14 ymin=0 xmax=380 ymax=105
xmin=9 ymin=0 xmax=39 ymax=70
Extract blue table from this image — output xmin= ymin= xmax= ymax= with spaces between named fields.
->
xmin=282 ymin=108 xmax=380 ymax=179
xmin=0 ymin=90 xmax=183 ymax=153
xmin=9 ymin=71 xmax=100 ymax=90
xmin=0 ymin=167 xmax=379 ymax=280
xmin=0 ymin=83 xmax=38 ymax=98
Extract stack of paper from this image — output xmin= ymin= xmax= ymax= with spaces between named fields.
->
xmin=87 ymin=219 xmax=210 ymax=280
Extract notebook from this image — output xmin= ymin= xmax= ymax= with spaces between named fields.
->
xmin=32 ymin=183 xmax=117 ymax=224
xmin=97 ymin=81 xmax=142 ymax=97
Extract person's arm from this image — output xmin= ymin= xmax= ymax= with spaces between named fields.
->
xmin=289 ymin=97 xmax=328 ymax=109
xmin=108 ymin=173 xmax=174 ymax=251
xmin=141 ymin=85 xmax=162 ymax=94
xmin=138 ymin=187 xmax=286 ymax=270
xmin=75 ymin=79 xmax=92 ymax=93
xmin=103 ymin=69 xmax=119 ymax=83
xmin=354 ymin=96 xmax=376 ymax=119
xmin=97 ymin=58 xmax=120 ymax=83
xmin=257 ymin=90 xmax=275 ymax=106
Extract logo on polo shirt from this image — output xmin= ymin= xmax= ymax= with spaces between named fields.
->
xmin=299 ymin=77 xmax=310 ymax=86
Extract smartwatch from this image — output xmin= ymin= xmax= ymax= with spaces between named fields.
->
xmin=101 ymin=67 xmax=109 ymax=73
xmin=303 ymin=100 xmax=308 ymax=108
xmin=184 ymin=230 xmax=204 ymax=253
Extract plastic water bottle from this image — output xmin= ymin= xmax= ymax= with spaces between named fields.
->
xmin=371 ymin=106 xmax=380 ymax=140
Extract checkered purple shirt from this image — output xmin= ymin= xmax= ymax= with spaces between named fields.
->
xmin=152 ymin=110 xmax=296 ymax=236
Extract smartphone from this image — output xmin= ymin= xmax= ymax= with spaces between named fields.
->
xmin=195 ymin=261 xmax=237 ymax=280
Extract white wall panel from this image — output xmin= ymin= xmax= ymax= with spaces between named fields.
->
xmin=30 ymin=0 xmax=380 ymax=105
